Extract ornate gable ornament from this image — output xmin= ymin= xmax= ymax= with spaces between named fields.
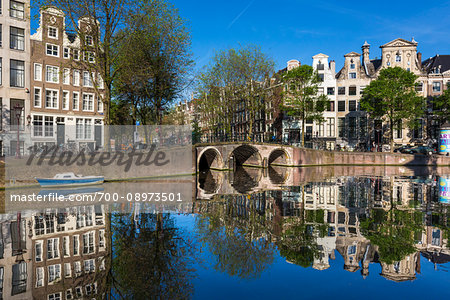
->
xmin=380 ymin=38 xmax=418 ymax=48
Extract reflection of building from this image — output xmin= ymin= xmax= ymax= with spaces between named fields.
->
xmin=30 ymin=205 xmax=107 ymax=299
xmin=380 ymin=253 xmax=420 ymax=282
xmin=0 ymin=213 xmax=33 ymax=299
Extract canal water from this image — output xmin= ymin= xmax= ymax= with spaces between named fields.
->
xmin=0 ymin=166 xmax=449 ymax=299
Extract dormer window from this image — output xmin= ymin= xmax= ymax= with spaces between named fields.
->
xmin=48 ymin=26 xmax=58 ymax=39
xmin=317 ymin=61 xmax=324 ymax=70
xmin=350 ymin=63 xmax=355 ymax=69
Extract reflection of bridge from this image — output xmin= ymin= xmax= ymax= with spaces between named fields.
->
xmin=196 ymin=143 xmax=294 ymax=170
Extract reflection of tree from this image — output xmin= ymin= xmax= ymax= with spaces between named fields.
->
xmin=277 ymin=211 xmax=327 ymax=268
xmin=196 ymin=196 xmax=274 ymax=279
xmin=360 ymin=209 xmax=424 ymax=265
xmin=111 ymin=213 xmax=197 ymax=299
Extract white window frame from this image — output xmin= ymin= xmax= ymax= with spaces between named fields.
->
xmin=83 ymin=71 xmax=92 ymax=87
xmin=45 ymin=89 xmax=59 ymax=109
xmin=63 ymin=47 xmax=70 ymax=59
xmin=48 ymin=26 xmax=58 ymax=39
xmin=47 ymin=237 xmax=60 ymax=259
xmin=64 ymin=262 xmax=72 ymax=278
xmin=34 ymin=87 xmax=42 ymax=108
xmin=73 ymin=49 xmax=80 ymax=61
xmin=46 ymin=65 xmax=59 ymax=83
xmin=73 ymin=91 xmax=79 ymax=111
xmin=48 ymin=264 xmax=61 ymax=284
xmin=98 ymin=74 xmax=104 ymax=89
xmin=73 ymin=70 xmax=80 ymax=86
xmin=63 ymin=236 xmax=70 ymax=257
xmin=34 ymin=63 xmax=42 ymax=81
xmin=35 ymin=240 xmax=43 ymax=262
xmin=97 ymin=95 xmax=103 ymax=112
xmin=74 ymin=262 xmax=82 ymax=277
xmin=73 ymin=235 xmax=80 ymax=256
xmin=83 ymin=231 xmax=95 ymax=254
xmin=46 ymin=43 xmax=59 ymax=57
xmin=36 ymin=267 xmax=44 ymax=288
xmin=82 ymin=93 xmax=94 ymax=112
xmin=84 ymin=259 xmax=95 ymax=274
xmin=63 ymin=68 xmax=70 ymax=85
xmin=85 ymin=35 xmax=93 ymax=46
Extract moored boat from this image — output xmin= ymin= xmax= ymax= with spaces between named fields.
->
xmin=36 ymin=172 xmax=104 ymax=187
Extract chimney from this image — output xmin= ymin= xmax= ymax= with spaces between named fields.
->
xmin=330 ymin=60 xmax=336 ymax=75
xmin=362 ymin=41 xmax=370 ymax=66
xmin=417 ymin=52 xmax=422 ymax=65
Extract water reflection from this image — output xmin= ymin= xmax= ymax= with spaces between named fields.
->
xmin=0 ymin=169 xmax=448 ymax=298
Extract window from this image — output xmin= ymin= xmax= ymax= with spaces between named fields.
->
xmin=415 ymin=82 xmax=423 ymax=92
xmin=396 ymin=55 xmax=401 ymax=62
xmin=99 ymin=230 xmax=105 ymax=248
xmin=46 ymin=43 xmax=59 ymax=57
xmin=317 ymin=62 xmax=324 ymax=70
xmin=98 ymin=74 xmax=104 ymax=89
xmin=45 ymin=89 xmax=58 ymax=109
xmin=73 ymin=235 xmax=80 ymax=256
xmin=76 ymin=119 xmax=83 ymax=139
xmin=85 ymin=35 xmax=93 ymax=46
xmin=83 ymin=231 xmax=95 ymax=254
xmin=97 ymin=96 xmax=103 ymax=112
xmin=83 ymin=71 xmax=92 ymax=87
xmin=85 ymin=283 xmax=97 ymax=296
xmin=360 ymin=86 xmax=366 ymax=94
xmin=45 ymin=116 xmax=54 ymax=137
xmin=34 ymin=63 xmax=42 ymax=81
xmin=349 ymin=86 xmax=357 ymax=95
xmin=62 ymin=91 xmax=69 ymax=110
xmin=10 ymin=59 xmax=24 ymax=87
xmin=34 ymin=87 xmax=41 ymax=107
xmin=327 ymin=101 xmax=335 ymax=112
xmin=47 ymin=238 xmax=59 ymax=259
xmin=327 ymin=87 xmax=335 ymax=95
xmin=0 ymin=58 xmax=2 ymax=86
xmin=349 ymin=100 xmax=356 ymax=111
xmin=432 ymin=82 xmax=441 ymax=93
xmin=359 ymin=117 xmax=367 ymax=138
xmin=84 ymin=259 xmax=95 ymax=273
xmin=83 ymin=93 xmax=94 ymax=111
xmin=36 ymin=267 xmax=44 ymax=287
xmin=349 ymin=72 xmax=356 ymax=79
xmin=63 ymin=236 xmax=70 ymax=257
xmin=10 ymin=99 xmax=24 ymax=127
xmin=63 ymin=68 xmax=70 ymax=84
xmin=12 ymin=262 xmax=27 ymax=295
xmin=48 ymin=264 xmax=61 ymax=284
xmin=85 ymin=119 xmax=92 ymax=139
xmin=10 ymin=27 xmax=24 ymax=50
xmin=48 ymin=26 xmax=57 ymax=39
xmin=74 ymin=262 xmax=82 ymax=276
xmin=338 ymin=118 xmax=345 ymax=137
xmin=318 ymin=122 xmax=324 ymax=137
xmin=73 ymin=70 xmax=80 ymax=86
xmin=64 ymin=263 xmax=71 ymax=278
xmin=350 ymin=63 xmax=355 ymax=69
xmin=338 ymin=87 xmax=345 ymax=95
xmin=35 ymin=241 xmax=43 ymax=262
xmin=73 ymin=92 xmax=79 ymax=110
xmin=348 ymin=117 xmax=356 ymax=139
xmin=75 ymin=286 xmax=83 ymax=297
xmin=48 ymin=292 xmax=61 ymax=300
xmin=66 ymin=289 xmax=73 ymax=300
xmin=63 ymin=47 xmax=70 ymax=58
xmin=318 ymin=73 xmax=324 ymax=82
xmin=46 ymin=65 xmax=59 ymax=83
xmin=73 ymin=49 xmax=79 ymax=60
xmin=327 ymin=117 xmax=335 ymax=137
xmin=338 ymin=101 xmax=345 ymax=112
xmin=33 ymin=116 xmax=43 ymax=136
xmin=318 ymin=87 xmax=324 ymax=95
xmin=10 ymin=1 xmax=24 ymax=19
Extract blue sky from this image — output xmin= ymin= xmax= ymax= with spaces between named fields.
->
xmin=169 ymin=0 xmax=450 ymax=72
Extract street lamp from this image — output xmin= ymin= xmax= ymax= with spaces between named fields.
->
xmin=14 ymin=104 xmax=23 ymax=159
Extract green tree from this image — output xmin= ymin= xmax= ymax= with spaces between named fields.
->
xmin=197 ymin=45 xmax=274 ymax=141
xmin=281 ymin=65 xmax=329 ymax=147
xmin=432 ymin=88 xmax=450 ymax=123
xmin=113 ymin=0 xmax=193 ymax=125
xmin=361 ymin=67 xmax=425 ymax=152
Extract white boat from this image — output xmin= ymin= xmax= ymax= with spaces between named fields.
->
xmin=36 ymin=172 xmax=104 ymax=188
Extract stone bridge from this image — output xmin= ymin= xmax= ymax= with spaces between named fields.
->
xmin=196 ymin=142 xmax=294 ymax=171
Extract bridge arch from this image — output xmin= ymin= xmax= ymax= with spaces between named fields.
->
xmin=268 ymin=148 xmax=291 ymax=166
xmin=229 ymin=144 xmax=263 ymax=167
xmin=198 ymin=147 xmax=224 ymax=171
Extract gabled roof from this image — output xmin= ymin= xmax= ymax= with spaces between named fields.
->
xmin=380 ymin=38 xmax=418 ymax=48
xmin=313 ymin=53 xmax=329 ymax=58
xmin=344 ymin=51 xmax=360 ymax=57
xmin=422 ymin=54 xmax=450 ymax=74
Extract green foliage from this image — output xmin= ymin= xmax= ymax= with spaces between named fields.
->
xmin=432 ymin=88 xmax=450 ymax=122
xmin=281 ymin=65 xmax=329 ymax=146
xmin=360 ymin=209 xmax=424 ymax=265
xmin=196 ymin=45 xmax=275 ymax=138
xmin=361 ymin=67 xmax=425 ymax=150
xmin=113 ymin=0 xmax=193 ymax=125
